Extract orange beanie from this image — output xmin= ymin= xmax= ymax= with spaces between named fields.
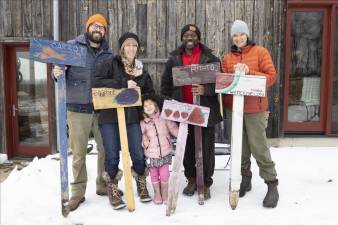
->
xmin=85 ymin=14 xmax=108 ymax=31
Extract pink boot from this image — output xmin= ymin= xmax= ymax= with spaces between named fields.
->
xmin=152 ymin=182 xmax=162 ymax=204
xmin=160 ymin=182 xmax=168 ymax=204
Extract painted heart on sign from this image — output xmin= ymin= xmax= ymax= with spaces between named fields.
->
xmin=164 ymin=109 xmax=173 ymax=117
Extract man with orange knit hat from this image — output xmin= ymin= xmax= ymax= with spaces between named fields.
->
xmin=53 ymin=14 xmax=118 ymax=211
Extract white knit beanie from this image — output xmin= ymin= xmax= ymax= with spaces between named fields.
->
xmin=230 ymin=20 xmax=250 ymax=38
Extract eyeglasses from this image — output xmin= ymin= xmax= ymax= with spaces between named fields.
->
xmin=91 ymin=24 xmax=105 ymax=32
xmin=182 ymin=32 xmax=197 ymax=39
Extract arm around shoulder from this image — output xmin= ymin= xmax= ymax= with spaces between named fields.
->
xmin=160 ymin=58 xmax=174 ymax=98
xmin=141 ymin=71 xmax=155 ymax=96
xmin=93 ymin=57 xmax=120 ymax=88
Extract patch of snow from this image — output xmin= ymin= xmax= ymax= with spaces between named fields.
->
xmin=1 ymin=146 xmax=338 ymax=225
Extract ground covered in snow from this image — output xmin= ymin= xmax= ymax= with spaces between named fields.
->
xmin=1 ymin=145 xmax=338 ymax=225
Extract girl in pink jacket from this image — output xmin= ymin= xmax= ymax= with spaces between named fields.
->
xmin=140 ymin=94 xmax=178 ymax=204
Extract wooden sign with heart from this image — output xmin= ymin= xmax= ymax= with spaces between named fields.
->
xmin=160 ymin=100 xmax=210 ymax=127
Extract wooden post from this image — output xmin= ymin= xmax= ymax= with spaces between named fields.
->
xmin=215 ymin=70 xmax=266 ymax=210
xmin=172 ymin=62 xmax=220 ymax=205
xmin=160 ymin=100 xmax=210 ymax=216
xmin=92 ymin=87 xmax=142 ymax=212
xmin=166 ymin=122 xmax=188 ymax=216
xmin=117 ymin=107 xmax=135 ymax=212
xmin=193 ymin=95 xmax=204 ymax=205
xmin=56 ymin=69 xmax=69 ymax=217
xmin=29 ymin=37 xmax=87 ymax=217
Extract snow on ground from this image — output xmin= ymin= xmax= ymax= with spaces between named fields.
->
xmin=1 ymin=144 xmax=338 ymax=225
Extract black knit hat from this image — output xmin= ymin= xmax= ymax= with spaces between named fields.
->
xmin=118 ymin=32 xmax=140 ymax=48
xmin=180 ymin=24 xmax=201 ymax=40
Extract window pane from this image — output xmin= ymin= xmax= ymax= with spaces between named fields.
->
xmin=288 ymin=12 xmax=323 ymax=123
xmin=16 ymin=51 xmax=49 ymax=146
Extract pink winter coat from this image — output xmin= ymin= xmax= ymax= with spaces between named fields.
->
xmin=140 ymin=112 xmax=179 ymax=159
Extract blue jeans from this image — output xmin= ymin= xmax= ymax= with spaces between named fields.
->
xmin=99 ymin=123 xmax=145 ymax=179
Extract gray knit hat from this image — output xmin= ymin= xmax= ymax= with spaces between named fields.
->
xmin=230 ymin=20 xmax=250 ymax=38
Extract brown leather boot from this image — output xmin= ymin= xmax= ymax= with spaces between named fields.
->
xmin=97 ymin=169 xmax=124 ymax=196
xmin=133 ymin=171 xmax=152 ymax=202
xmin=182 ymin=177 xmax=196 ymax=196
xmin=69 ymin=196 xmax=85 ymax=211
xmin=103 ymin=172 xmax=126 ymax=210
xmin=97 ymin=183 xmax=124 ymax=196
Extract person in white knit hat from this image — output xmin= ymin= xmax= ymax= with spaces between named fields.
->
xmin=221 ymin=19 xmax=279 ymax=208
xmin=230 ymin=19 xmax=250 ymax=38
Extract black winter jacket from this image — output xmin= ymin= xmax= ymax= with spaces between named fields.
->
xmin=94 ymin=55 xmax=155 ymax=124
xmin=66 ymin=34 xmax=113 ymax=107
xmin=160 ymin=44 xmax=222 ymax=126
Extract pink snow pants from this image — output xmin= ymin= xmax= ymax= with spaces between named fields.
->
xmin=149 ymin=164 xmax=170 ymax=183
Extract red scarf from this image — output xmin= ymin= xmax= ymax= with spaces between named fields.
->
xmin=181 ymin=43 xmax=201 ymax=104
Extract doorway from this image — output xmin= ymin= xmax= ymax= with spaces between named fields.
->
xmin=284 ymin=5 xmax=338 ymax=135
xmin=3 ymin=45 xmax=52 ymax=157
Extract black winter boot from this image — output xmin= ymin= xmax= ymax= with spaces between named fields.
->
xmin=239 ymin=176 xmax=252 ymax=197
xmin=204 ymin=186 xmax=211 ymax=200
xmin=182 ymin=177 xmax=197 ymax=196
xmin=263 ymin=179 xmax=279 ymax=208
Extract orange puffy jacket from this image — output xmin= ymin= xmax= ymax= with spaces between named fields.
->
xmin=221 ymin=44 xmax=276 ymax=113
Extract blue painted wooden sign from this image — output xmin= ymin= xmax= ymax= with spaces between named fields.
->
xmin=29 ymin=37 xmax=87 ymax=217
xmin=29 ymin=37 xmax=87 ymax=67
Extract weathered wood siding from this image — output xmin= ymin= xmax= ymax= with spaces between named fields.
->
xmin=58 ymin=0 xmax=285 ymax=140
xmin=0 ymin=0 xmax=286 ymax=141
xmin=0 ymin=0 xmax=54 ymax=40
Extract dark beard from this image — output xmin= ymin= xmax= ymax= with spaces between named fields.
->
xmin=88 ymin=31 xmax=103 ymax=44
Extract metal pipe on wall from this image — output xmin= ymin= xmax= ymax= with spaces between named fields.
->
xmin=53 ymin=0 xmax=59 ymax=41
xmin=52 ymin=0 xmax=60 ymax=155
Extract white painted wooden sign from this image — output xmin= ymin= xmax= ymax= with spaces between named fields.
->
xmin=215 ymin=73 xmax=266 ymax=97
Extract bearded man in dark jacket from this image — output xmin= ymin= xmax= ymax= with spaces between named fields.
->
xmin=160 ymin=24 xmax=222 ymax=199
xmin=53 ymin=14 xmax=114 ymax=211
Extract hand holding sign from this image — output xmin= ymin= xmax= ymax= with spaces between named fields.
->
xmin=192 ymin=84 xmax=204 ymax=96
xmin=53 ymin=65 xmax=68 ymax=78
xmin=127 ymin=80 xmax=138 ymax=88
xmin=233 ymin=63 xmax=249 ymax=74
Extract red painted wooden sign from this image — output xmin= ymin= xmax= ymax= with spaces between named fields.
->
xmin=160 ymin=100 xmax=210 ymax=127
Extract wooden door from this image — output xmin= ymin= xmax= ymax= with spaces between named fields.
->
xmin=4 ymin=45 xmax=52 ymax=157
xmin=284 ymin=8 xmax=329 ymax=133
xmin=328 ymin=5 xmax=338 ymax=135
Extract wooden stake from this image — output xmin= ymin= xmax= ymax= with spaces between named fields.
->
xmin=117 ymin=108 xmax=135 ymax=212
